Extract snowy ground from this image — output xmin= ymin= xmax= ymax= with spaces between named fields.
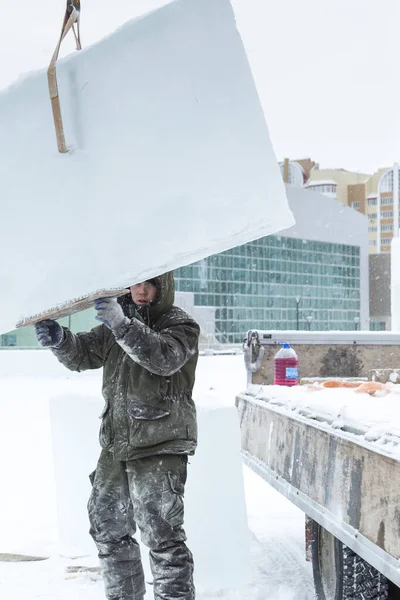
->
xmin=0 ymin=352 xmax=315 ymax=599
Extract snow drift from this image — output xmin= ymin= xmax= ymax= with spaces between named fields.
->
xmin=0 ymin=0 xmax=293 ymax=334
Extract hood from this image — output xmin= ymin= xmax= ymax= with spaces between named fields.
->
xmin=118 ymin=272 xmax=175 ymax=324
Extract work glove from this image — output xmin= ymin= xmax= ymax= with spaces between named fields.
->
xmin=35 ymin=319 xmax=64 ymax=348
xmin=95 ymin=297 xmax=126 ymax=331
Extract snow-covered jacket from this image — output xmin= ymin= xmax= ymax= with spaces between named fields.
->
xmin=52 ymin=272 xmax=200 ymax=460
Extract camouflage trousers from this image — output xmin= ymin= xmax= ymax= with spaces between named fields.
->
xmin=88 ymin=450 xmax=195 ymax=600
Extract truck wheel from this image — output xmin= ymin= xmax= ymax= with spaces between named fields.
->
xmin=388 ymin=582 xmax=400 ymax=599
xmin=311 ymin=520 xmax=389 ymax=599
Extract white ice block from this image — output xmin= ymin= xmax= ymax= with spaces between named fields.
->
xmin=185 ymin=405 xmax=251 ymax=588
xmin=49 ymin=395 xmax=102 ymax=555
xmin=49 ymin=394 xmax=251 ymax=588
xmin=0 ymin=0 xmax=293 ymax=334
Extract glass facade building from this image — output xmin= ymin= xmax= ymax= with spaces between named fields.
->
xmin=176 ymin=234 xmax=361 ymax=343
xmin=1 ymin=233 xmax=362 ymax=348
xmin=2 ymin=181 xmax=368 ymax=348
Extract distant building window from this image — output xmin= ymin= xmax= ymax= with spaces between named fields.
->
xmin=2 ymin=334 xmax=16 ymax=346
xmin=370 ymin=321 xmax=386 ymax=331
xmin=306 ymin=183 xmax=337 ymax=195
xmin=380 ymin=196 xmax=393 ymax=206
xmin=381 ymin=224 xmax=393 ymax=232
xmin=352 ymin=201 xmax=360 ymax=210
xmin=368 ymin=198 xmax=377 ymax=206
xmin=368 ymin=213 xmax=377 ymax=219
xmin=381 ymin=210 xmax=393 ymax=218
xmin=368 ymin=227 xmax=377 ymax=232
xmin=279 ymin=161 xmax=305 ymax=186
xmin=288 ymin=163 xmax=304 ymax=186
xmin=381 ymin=237 xmax=392 ymax=245
xmin=380 ymin=171 xmax=394 ymax=193
xmin=369 ymin=239 xmax=377 ymax=246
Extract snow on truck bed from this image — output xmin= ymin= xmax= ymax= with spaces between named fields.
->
xmin=243 ymin=382 xmax=400 ymax=459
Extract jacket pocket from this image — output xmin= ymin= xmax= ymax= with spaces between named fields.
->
xmin=88 ymin=486 xmax=129 ymax=542
xmin=99 ymin=406 xmax=113 ymax=448
xmin=161 ymin=469 xmax=186 ymax=529
xmin=127 ymin=400 xmax=170 ymax=421
xmin=89 ymin=470 xmax=96 ymax=486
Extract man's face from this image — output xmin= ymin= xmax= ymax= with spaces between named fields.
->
xmin=130 ymin=281 xmax=157 ymax=306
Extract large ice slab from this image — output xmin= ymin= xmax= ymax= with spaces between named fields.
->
xmin=0 ymin=0 xmax=293 ymax=334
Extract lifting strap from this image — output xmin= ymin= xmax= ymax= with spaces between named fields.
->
xmin=47 ymin=0 xmax=82 ymax=153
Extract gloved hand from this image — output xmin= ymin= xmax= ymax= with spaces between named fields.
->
xmin=35 ymin=319 xmax=64 ymax=348
xmin=95 ymin=297 xmax=126 ymax=331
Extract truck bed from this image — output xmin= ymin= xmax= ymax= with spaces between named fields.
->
xmin=236 ymin=390 xmax=400 ymax=587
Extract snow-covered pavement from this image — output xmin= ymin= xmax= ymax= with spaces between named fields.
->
xmin=0 ymin=351 xmax=315 ymax=599
xmin=0 ymin=465 xmax=314 ymax=600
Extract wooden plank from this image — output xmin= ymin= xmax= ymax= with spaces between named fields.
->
xmin=0 ymin=553 xmax=48 ymax=562
xmin=16 ymin=288 xmax=129 ymax=328
xmin=64 ymin=565 xmax=100 ymax=580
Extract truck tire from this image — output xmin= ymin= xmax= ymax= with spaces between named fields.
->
xmin=388 ymin=582 xmax=400 ymax=599
xmin=311 ymin=520 xmax=389 ymax=600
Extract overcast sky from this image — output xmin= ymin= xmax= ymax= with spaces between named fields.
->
xmin=1 ymin=0 xmax=398 ymax=173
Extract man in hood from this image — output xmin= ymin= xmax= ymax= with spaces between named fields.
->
xmin=35 ymin=272 xmax=200 ymax=600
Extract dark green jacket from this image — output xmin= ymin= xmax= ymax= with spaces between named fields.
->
xmin=52 ymin=273 xmax=200 ymax=460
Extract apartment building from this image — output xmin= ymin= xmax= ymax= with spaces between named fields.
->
xmin=280 ymin=159 xmax=400 ymax=255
